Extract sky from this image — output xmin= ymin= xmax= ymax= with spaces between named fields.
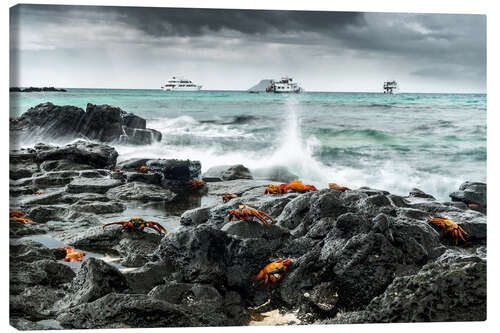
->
xmin=9 ymin=4 xmax=486 ymax=93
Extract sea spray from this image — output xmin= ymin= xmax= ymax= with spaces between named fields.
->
xmin=11 ymin=89 xmax=486 ymax=201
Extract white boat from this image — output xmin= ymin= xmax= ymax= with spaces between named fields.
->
xmin=266 ymin=77 xmax=302 ymax=93
xmin=161 ymin=77 xmax=202 ymax=91
xmin=383 ymin=81 xmax=399 ymax=94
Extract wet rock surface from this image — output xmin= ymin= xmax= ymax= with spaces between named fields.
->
xmin=9 ymin=140 xmax=487 ymax=328
xmin=202 ymin=164 xmax=253 ymax=182
xmin=10 ymin=102 xmax=161 ymax=145
xmin=107 ymin=182 xmax=176 ymax=201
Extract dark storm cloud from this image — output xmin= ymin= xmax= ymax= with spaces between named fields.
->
xmin=108 ymin=7 xmax=366 ymax=36
xmin=12 ymin=4 xmax=365 ymax=37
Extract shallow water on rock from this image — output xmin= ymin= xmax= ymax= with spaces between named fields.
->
xmin=23 ymin=234 xmax=129 ymax=271
xmin=35 ymin=319 xmax=64 ymax=330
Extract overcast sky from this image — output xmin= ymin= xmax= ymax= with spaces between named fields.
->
xmin=10 ymin=4 xmax=486 ymax=93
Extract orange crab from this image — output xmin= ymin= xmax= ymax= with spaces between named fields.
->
xmin=222 ymin=193 xmax=237 ymax=203
xmin=136 ymin=166 xmax=153 ymax=173
xmin=103 ymin=217 xmax=167 ymax=234
xmin=228 ymin=204 xmax=274 ymax=227
xmin=9 ymin=210 xmax=35 ymax=224
xmin=254 ymin=258 xmax=292 ymax=286
xmin=189 ymin=180 xmax=206 ymax=189
xmin=428 ymin=216 xmax=469 ymax=245
xmin=265 ymin=180 xmax=317 ymax=195
xmin=58 ymin=246 xmax=86 ymax=262
xmin=328 ymin=183 xmax=350 ymax=191
xmin=264 ymin=184 xmax=282 ymax=194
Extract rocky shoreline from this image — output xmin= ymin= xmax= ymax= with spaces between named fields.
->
xmin=10 ymin=87 xmax=67 ymax=93
xmin=9 ymin=103 xmax=487 ymax=329
xmin=9 ymin=139 xmax=487 ymax=329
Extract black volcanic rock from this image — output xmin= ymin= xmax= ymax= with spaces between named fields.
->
xmin=146 ymin=159 xmax=202 ymax=192
xmin=450 ymin=181 xmax=486 ymax=212
xmin=202 ymin=164 xmax=253 ymax=182
xmin=79 ymin=104 xmax=124 ymax=142
xmin=11 ymin=102 xmax=161 ymax=145
xmin=35 ymin=140 xmax=118 ymax=169
xmin=16 ymin=102 xmax=85 ymax=139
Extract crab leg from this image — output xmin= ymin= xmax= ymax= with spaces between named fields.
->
xmin=10 ymin=217 xmax=35 ymax=224
xmin=102 ymin=221 xmax=128 ymax=229
xmin=252 ymin=213 xmax=271 ymax=227
xmin=147 ymin=222 xmax=167 ymax=234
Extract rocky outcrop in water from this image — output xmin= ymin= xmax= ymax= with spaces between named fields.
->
xmin=10 ymin=87 xmax=67 ymax=92
xmin=450 ymin=181 xmax=486 ymax=214
xmin=202 ymin=164 xmax=253 ymax=182
xmin=10 ymin=102 xmax=161 ymax=145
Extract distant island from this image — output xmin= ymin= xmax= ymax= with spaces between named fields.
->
xmin=10 ymin=86 xmax=67 ymax=92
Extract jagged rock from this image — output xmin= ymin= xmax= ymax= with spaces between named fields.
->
xmin=10 ymin=259 xmax=75 ymax=294
xmin=450 ymin=181 xmax=486 ymax=212
xmin=10 ymin=161 xmax=39 ymax=180
xmin=78 ymin=103 xmax=124 ymax=142
xmin=11 ymin=102 xmax=161 ymax=145
xmin=66 ymin=177 xmax=123 ymax=194
xmin=148 ymin=281 xmax=248 ymax=326
xmin=71 ymin=200 xmax=126 ymax=214
xmin=146 ymin=159 xmax=201 ymax=191
xmin=35 ymin=140 xmax=118 ymax=169
xmin=14 ymin=102 xmax=85 ymax=139
xmin=179 ymin=206 xmax=212 ymax=226
xmin=123 ymin=261 xmax=176 ymax=294
xmin=124 ymin=171 xmax=162 ymax=185
xmin=155 ymin=225 xmax=231 ymax=286
xmin=122 ymin=127 xmax=162 ymax=145
xmin=202 ymin=164 xmax=253 ymax=182
xmin=121 ymin=253 xmax=149 ymax=267
xmin=408 ymin=188 xmax=436 ymax=199
xmin=116 ymin=158 xmax=151 ymax=170
xmin=251 ymin=166 xmax=299 ymax=183
xmin=122 ymin=113 xmax=146 ymax=129
xmin=39 ymin=159 xmax=93 ymax=172
xmin=57 ymin=258 xmax=128 ymax=308
xmin=10 ymin=286 xmax=65 ymax=321
xmin=332 ymin=259 xmax=486 ymax=323
xmin=303 ymin=282 xmax=339 ymax=312
xmin=221 ymin=220 xmax=289 ymax=240
xmin=10 ymin=318 xmax=50 ymax=330
xmin=10 ymin=239 xmax=66 ymax=263
xmin=106 ymin=182 xmax=176 ymax=201
xmin=56 ymin=293 xmax=198 ymax=329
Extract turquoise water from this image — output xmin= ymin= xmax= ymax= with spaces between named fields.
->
xmin=10 ymin=89 xmax=486 ymax=201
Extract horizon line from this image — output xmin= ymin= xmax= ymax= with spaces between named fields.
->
xmin=9 ymin=86 xmax=487 ymax=95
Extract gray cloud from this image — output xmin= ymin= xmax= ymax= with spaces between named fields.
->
xmin=9 ymin=4 xmax=486 ymax=93
xmin=11 ymin=4 xmax=365 ymax=37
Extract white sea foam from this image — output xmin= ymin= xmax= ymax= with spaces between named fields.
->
xmin=115 ymin=97 xmax=473 ymax=201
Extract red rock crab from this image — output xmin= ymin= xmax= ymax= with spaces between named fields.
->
xmin=103 ymin=217 xmax=167 ymax=234
xmin=228 ymin=204 xmax=274 ymax=227
xmin=265 ymin=180 xmax=317 ymax=195
xmin=58 ymin=246 xmax=86 ymax=262
xmin=254 ymin=258 xmax=292 ymax=286
xmin=428 ymin=216 xmax=469 ymax=245
xmin=9 ymin=210 xmax=35 ymax=224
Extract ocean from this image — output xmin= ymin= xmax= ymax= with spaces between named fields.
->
xmin=10 ymin=89 xmax=486 ymax=201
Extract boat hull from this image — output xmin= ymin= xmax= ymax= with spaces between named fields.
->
xmin=162 ymin=86 xmax=202 ymax=91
